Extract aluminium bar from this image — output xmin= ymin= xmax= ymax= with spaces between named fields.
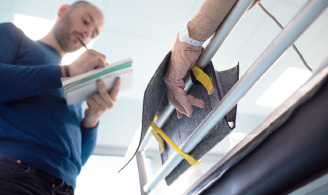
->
xmin=182 ymin=52 xmax=328 ymax=195
xmin=143 ymin=0 xmax=328 ymax=193
xmin=138 ymin=0 xmax=254 ymax=192
xmin=139 ymin=0 xmax=255 ymax=152
xmin=136 ymin=151 xmax=148 ymax=195
xmin=138 ymin=76 xmax=193 ymax=152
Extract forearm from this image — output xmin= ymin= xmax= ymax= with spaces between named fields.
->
xmin=188 ymin=0 xmax=237 ymax=42
xmin=81 ymin=116 xmax=99 ymax=129
xmin=81 ymin=123 xmax=98 ymax=165
xmin=0 ymin=63 xmax=63 ymax=102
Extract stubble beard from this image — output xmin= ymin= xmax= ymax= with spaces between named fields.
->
xmin=54 ymin=13 xmax=81 ymax=53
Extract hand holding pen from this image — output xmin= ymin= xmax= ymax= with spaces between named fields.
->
xmin=80 ymin=40 xmax=108 ymax=66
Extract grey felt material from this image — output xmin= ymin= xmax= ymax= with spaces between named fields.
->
xmin=158 ymin=62 xmax=239 ymax=185
xmin=120 ymin=0 xmax=238 ymax=174
xmin=119 ymin=51 xmax=239 ymax=179
xmin=118 ymin=52 xmax=171 ymax=172
xmin=216 ymin=67 xmax=239 ymax=123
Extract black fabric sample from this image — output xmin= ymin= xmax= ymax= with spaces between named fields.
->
xmin=185 ymin=65 xmax=328 ymax=195
xmin=202 ymin=72 xmax=328 ymax=195
xmin=158 ymin=62 xmax=239 ymax=185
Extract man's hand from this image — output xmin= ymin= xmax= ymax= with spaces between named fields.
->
xmin=81 ymin=77 xmax=120 ymax=128
xmin=164 ymin=35 xmax=205 ymax=119
xmin=64 ymin=49 xmax=108 ymax=77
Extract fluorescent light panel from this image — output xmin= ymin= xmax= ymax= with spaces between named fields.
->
xmin=13 ymin=14 xmax=93 ymax=65
xmin=257 ymin=67 xmax=311 ymax=107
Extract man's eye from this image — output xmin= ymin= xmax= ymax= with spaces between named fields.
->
xmin=83 ymin=20 xmax=88 ymax=25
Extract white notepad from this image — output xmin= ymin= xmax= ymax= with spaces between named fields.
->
xmin=62 ymin=58 xmax=133 ymax=105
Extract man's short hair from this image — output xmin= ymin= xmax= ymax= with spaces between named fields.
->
xmin=70 ymin=1 xmax=90 ymax=10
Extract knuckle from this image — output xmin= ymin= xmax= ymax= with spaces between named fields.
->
xmin=87 ymin=98 xmax=95 ymax=106
xmin=108 ymin=100 xmax=114 ymax=109
xmin=99 ymin=87 xmax=107 ymax=94
xmin=100 ymin=107 xmax=106 ymax=112
xmin=94 ymin=94 xmax=100 ymax=99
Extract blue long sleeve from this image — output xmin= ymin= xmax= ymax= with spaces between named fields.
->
xmin=0 ymin=63 xmax=62 ymax=102
xmin=81 ymin=123 xmax=98 ymax=166
xmin=0 ymin=23 xmax=98 ymax=189
xmin=0 ymin=23 xmax=62 ymax=103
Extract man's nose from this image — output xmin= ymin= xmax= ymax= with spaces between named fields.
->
xmin=83 ymin=27 xmax=92 ymax=39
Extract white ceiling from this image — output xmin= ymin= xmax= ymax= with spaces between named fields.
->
xmin=1 ymin=0 xmax=327 ymax=154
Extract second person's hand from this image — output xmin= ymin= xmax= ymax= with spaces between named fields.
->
xmin=164 ymin=35 xmax=205 ymax=119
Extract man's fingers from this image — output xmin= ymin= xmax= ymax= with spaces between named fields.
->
xmin=86 ymin=97 xmax=99 ymax=110
xmin=109 ymin=77 xmax=120 ymax=102
xmin=169 ymin=98 xmax=188 ymax=116
xmin=177 ymin=110 xmax=184 ymax=119
xmin=92 ymin=94 xmax=105 ymax=109
xmin=167 ymin=86 xmax=194 ymax=117
xmin=167 ymin=90 xmax=188 ymax=116
xmin=187 ymin=95 xmax=205 ymax=108
xmin=97 ymin=58 xmax=106 ymax=68
xmin=88 ymin=49 xmax=106 ymax=68
xmin=97 ymin=79 xmax=114 ymax=109
xmin=176 ymin=91 xmax=194 ymax=117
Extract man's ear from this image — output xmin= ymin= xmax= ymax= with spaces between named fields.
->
xmin=58 ymin=4 xmax=70 ymax=18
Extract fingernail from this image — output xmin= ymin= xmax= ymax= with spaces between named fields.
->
xmin=98 ymin=80 xmax=103 ymax=85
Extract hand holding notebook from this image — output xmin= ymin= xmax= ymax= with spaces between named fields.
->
xmin=61 ymin=58 xmax=133 ymax=105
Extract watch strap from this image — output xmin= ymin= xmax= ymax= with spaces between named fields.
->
xmin=64 ymin=65 xmax=70 ymax=77
xmin=179 ymin=23 xmax=204 ymax=46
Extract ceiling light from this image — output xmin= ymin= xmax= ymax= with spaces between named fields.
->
xmin=257 ymin=67 xmax=312 ymax=107
xmin=14 ymin=14 xmax=54 ymax=40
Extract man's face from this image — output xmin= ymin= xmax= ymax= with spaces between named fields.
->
xmin=54 ymin=4 xmax=104 ymax=53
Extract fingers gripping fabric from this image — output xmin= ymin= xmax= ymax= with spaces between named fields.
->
xmin=157 ymin=61 xmax=239 ymax=185
xmin=119 ymin=51 xmax=239 ymax=182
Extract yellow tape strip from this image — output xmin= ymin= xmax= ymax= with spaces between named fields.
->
xmin=150 ymin=127 xmax=165 ymax=153
xmin=192 ymin=65 xmax=213 ymax=95
xmin=150 ymin=121 xmax=202 ymax=166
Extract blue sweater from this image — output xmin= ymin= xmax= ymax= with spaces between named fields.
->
xmin=0 ymin=23 xmax=98 ymax=189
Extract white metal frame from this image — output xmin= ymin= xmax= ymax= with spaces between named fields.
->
xmin=135 ymin=0 xmax=328 ymax=194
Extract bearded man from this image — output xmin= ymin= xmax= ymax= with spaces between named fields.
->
xmin=0 ymin=1 xmax=119 ymax=194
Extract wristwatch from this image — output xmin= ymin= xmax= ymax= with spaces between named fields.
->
xmin=179 ymin=22 xmax=204 ymax=46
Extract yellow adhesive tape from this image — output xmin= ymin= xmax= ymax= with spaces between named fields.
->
xmin=192 ymin=65 xmax=213 ymax=95
xmin=150 ymin=127 xmax=165 ymax=153
xmin=150 ymin=121 xmax=202 ymax=166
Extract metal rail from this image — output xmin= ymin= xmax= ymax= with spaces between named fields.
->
xmin=136 ymin=0 xmax=256 ymax=193
xmin=142 ymin=0 xmax=328 ymax=193
xmin=136 ymin=151 xmax=147 ymax=195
